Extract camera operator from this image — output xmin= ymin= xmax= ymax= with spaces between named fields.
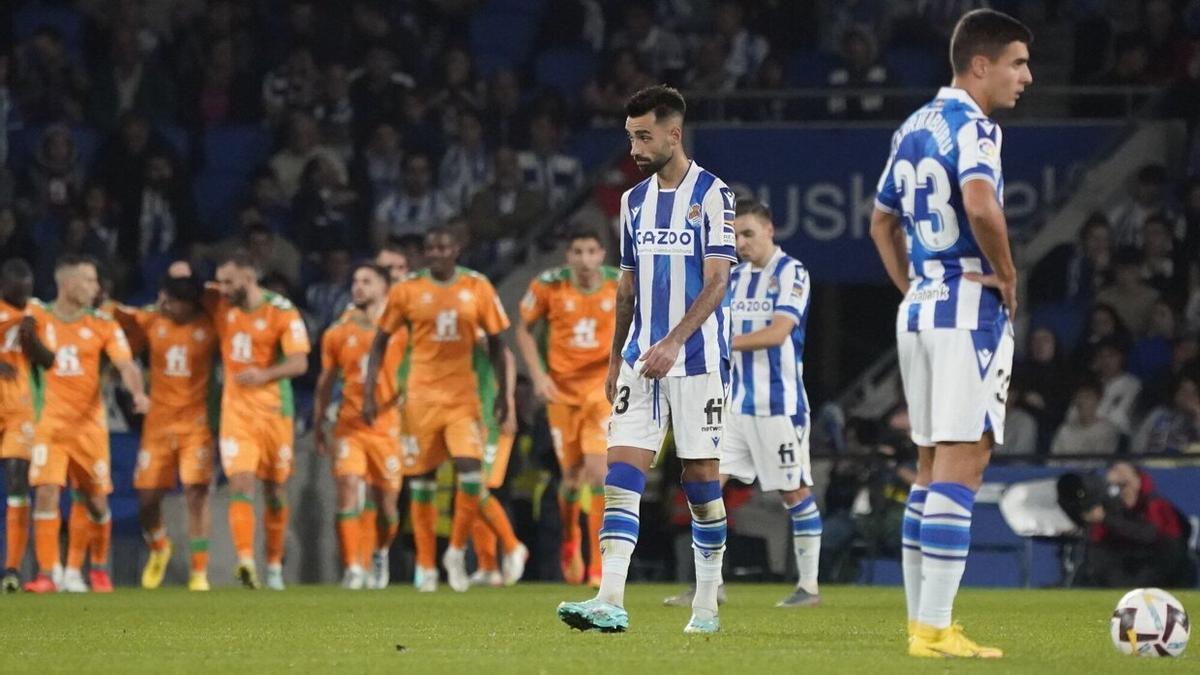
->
xmin=1081 ymin=461 xmax=1193 ymax=587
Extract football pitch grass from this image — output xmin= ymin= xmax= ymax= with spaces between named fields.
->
xmin=1 ymin=584 xmax=1197 ymax=673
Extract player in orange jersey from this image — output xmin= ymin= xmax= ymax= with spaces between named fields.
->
xmin=24 ymin=255 xmax=149 ymax=594
xmin=515 ymin=228 xmax=618 ymax=586
xmin=1 ymin=259 xmax=56 ymax=592
xmin=467 ymin=333 xmax=518 ymax=587
xmin=112 ymin=275 xmax=219 ymax=591
xmin=205 ymin=250 xmax=309 ymax=590
xmin=314 ymin=263 xmax=406 ymax=590
xmin=376 ymin=241 xmax=411 ymax=283
xmin=364 ymin=226 xmax=527 ymax=592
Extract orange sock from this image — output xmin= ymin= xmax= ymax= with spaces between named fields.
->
xmin=336 ymin=510 xmax=361 ymax=568
xmin=587 ymin=492 xmax=605 ymax=574
xmin=32 ymin=511 xmax=60 ymax=574
xmin=359 ymin=504 xmax=378 ymax=560
xmin=448 ymin=476 xmax=481 ymax=549
xmin=409 ymin=479 xmax=438 ymax=569
xmin=5 ymin=497 xmax=30 ymax=570
xmin=471 ymin=518 xmax=498 ymax=571
xmin=190 ymin=539 xmax=209 ymax=573
xmin=559 ymin=489 xmax=582 ymax=546
xmin=229 ymin=496 xmax=255 ymax=561
xmin=89 ymin=512 xmax=112 ymax=569
xmin=264 ymin=501 xmax=288 ymax=566
xmin=66 ymin=500 xmax=90 ymax=570
xmin=480 ymin=496 xmax=520 ymax=555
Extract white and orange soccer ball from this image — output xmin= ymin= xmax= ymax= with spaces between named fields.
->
xmin=1110 ymin=588 xmax=1190 ymax=657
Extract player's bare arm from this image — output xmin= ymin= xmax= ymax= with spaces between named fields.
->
xmin=960 ymin=180 xmax=1018 ymax=317
xmin=515 ymin=313 xmax=559 ymax=403
xmin=234 ymin=352 xmax=307 ymax=387
xmin=501 ymin=344 xmax=518 ymax=434
xmin=731 ymin=315 xmax=796 ymax=352
xmin=113 ymin=358 xmax=150 ymax=414
xmin=361 ymin=329 xmax=390 ymax=426
xmin=639 ymin=257 xmax=730 ymax=379
xmin=312 ymin=363 xmax=339 ymax=456
xmin=869 ymin=209 xmax=910 ymax=295
xmin=486 ymin=332 xmax=510 ymax=426
xmin=605 ymin=270 xmax=636 ymax=402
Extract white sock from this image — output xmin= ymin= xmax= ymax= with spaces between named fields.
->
xmin=595 ymin=463 xmax=645 ymax=608
xmin=684 ymin=481 xmax=726 ymax=621
xmin=786 ymin=496 xmax=822 ymax=594
xmin=916 ymin=483 xmax=975 ymax=629
xmin=901 ymin=485 xmax=928 ymax=623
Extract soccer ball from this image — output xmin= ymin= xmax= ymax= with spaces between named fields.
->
xmin=1110 ymin=588 xmax=1190 ymax=657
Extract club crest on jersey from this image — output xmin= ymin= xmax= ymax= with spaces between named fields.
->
xmin=686 ymin=203 xmax=702 ymax=226
xmin=766 ymin=277 xmax=779 ymax=295
xmin=193 ymin=328 xmax=206 ymax=341
xmin=157 ymin=326 xmax=167 ymax=337
xmin=421 ymin=292 xmax=433 ymax=304
xmin=458 ymin=290 xmax=473 ymax=303
xmin=254 ymin=318 xmax=267 ymax=331
xmin=78 ymin=327 xmax=93 ymax=340
xmin=601 ymin=298 xmax=614 ymax=312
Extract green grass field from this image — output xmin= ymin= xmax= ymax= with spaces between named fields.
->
xmin=1 ymin=584 xmax=1196 ymax=673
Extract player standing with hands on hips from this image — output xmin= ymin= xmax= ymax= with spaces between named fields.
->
xmin=557 ymin=84 xmax=737 ymax=635
xmin=869 ymin=9 xmax=1032 ymax=659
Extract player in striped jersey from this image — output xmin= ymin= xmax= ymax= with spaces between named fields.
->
xmin=870 ymin=9 xmax=1031 ymax=659
xmin=558 ymin=85 xmax=736 ymax=635
xmin=665 ymin=198 xmax=823 ymax=610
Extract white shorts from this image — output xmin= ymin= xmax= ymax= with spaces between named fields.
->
xmin=607 ymin=361 xmax=729 ymax=461
xmin=897 ymin=321 xmax=1014 ymax=447
xmin=720 ymin=411 xmax=812 ymax=492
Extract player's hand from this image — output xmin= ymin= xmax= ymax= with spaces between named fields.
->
xmin=18 ymin=315 xmax=37 ymax=341
xmin=493 ymin=395 xmax=509 ymax=429
xmin=234 ymin=367 xmax=270 ymax=387
xmin=0 ymin=362 xmax=15 ymax=380
xmin=362 ymin=395 xmax=378 ymax=427
xmin=500 ymin=399 xmax=517 ymax=436
xmin=531 ymin=372 xmax=560 ymax=403
xmin=637 ymin=335 xmax=682 ymax=380
xmin=131 ymin=391 xmax=150 ymax=414
xmin=314 ymin=428 xmax=330 ymax=456
xmin=964 ymin=272 xmax=1018 ymax=319
xmin=168 ymin=260 xmax=193 ymax=278
xmin=1083 ymin=504 xmax=1105 ymax=524
xmin=604 ymin=366 xmax=619 ymax=404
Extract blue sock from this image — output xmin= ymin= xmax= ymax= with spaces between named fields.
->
xmin=683 ymin=480 xmax=726 ymax=619
xmin=596 ymin=462 xmax=645 ymax=607
xmin=917 ymin=482 xmax=975 ymax=629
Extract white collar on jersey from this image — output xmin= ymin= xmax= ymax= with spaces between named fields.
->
xmin=936 ymin=86 xmax=984 ymax=115
xmin=749 ymin=246 xmax=784 ymax=272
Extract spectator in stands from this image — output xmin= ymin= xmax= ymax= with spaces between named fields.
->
xmin=1051 ymin=380 xmax=1121 ymax=459
xmin=1097 ymin=248 xmax=1160 ymax=337
xmin=398 ymin=87 xmax=444 ymax=161
xmin=35 ymin=211 xmax=114 ymax=296
xmin=123 ymin=151 xmax=195 ymax=289
xmin=261 ymin=44 xmax=320 ymax=129
xmin=88 ymin=25 xmax=177 ymax=131
xmin=684 ymin=39 xmax=737 ymax=121
xmin=1143 ymin=0 xmax=1190 ymax=84
xmin=1140 ymin=215 xmax=1189 ymax=306
xmin=0 ymin=55 xmax=15 ymax=169
xmin=18 ymin=123 xmax=84 ymax=223
xmin=312 ymin=62 xmax=356 ymax=164
xmin=1182 ymin=178 xmax=1200 ymax=261
xmin=350 ymin=122 xmax=403 ymax=216
xmin=81 ymin=183 xmax=120 ymax=261
xmin=466 ymin=146 xmax=544 ymax=266
xmin=1089 ymin=339 xmax=1143 ymax=436
xmin=291 ymin=155 xmax=360 ymax=255
xmin=429 ymin=47 xmax=484 ymax=137
xmin=169 ymin=0 xmax=256 ymax=83
xmin=518 ymin=112 xmax=584 ymax=210
xmin=610 ymin=3 xmax=686 ymax=81
xmin=15 ymin=25 xmax=87 ymax=124
xmin=1014 ymin=327 xmax=1072 ymax=451
xmin=743 ymin=55 xmax=792 ymax=122
xmin=181 ymin=35 xmax=259 ymax=130
xmin=1076 ymin=303 xmax=1132 ymax=366
xmin=1130 ymin=300 xmax=1180 ymax=385
xmin=244 ymin=221 xmax=301 ymax=291
xmin=1030 ymin=213 xmax=1113 ymax=306
xmin=349 ymin=45 xmax=415 ymax=144
xmin=1132 ymin=375 xmax=1200 ymax=455
xmin=93 ymin=111 xmax=176 ymax=220
xmin=1082 ymin=462 xmax=1192 ymax=588
xmin=305 ymin=247 xmax=353 ymax=335
xmin=582 ymin=49 xmax=653 ymax=128
xmin=440 ymin=108 xmax=491 ymax=213
xmin=826 ymin=27 xmax=889 ymax=120
xmin=1108 ymin=164 xmax=1185 ymax=246
xmin=714 ymin=0 xmax=769 ymax=86
xmin=484 ymin=68 xmax=529 ymax=148
xmin=269 ymin=110 xmax=347 ymax=200
xmin=371 ymin=152 xmax=455 ymax=248
xmin=0 ymin=207 xmax=36 ymax=267
xmin=995 ymin=381 xmax=1038 ymax=456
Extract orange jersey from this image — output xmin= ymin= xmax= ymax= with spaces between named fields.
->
xmin=210 ymin=290 xmax=311 ymax=418
xmin=33 ymin=301 xmax=133 ymax=430
xmin=0 ymin=300 xmax=36 ymax=414
xmin=378 ymin=268 xmax=509 ymax=409
xmin=321 ymin=308 xmax=408 ymax=434
xmin=520 ymin=266 xmax=618 ymax=405
xmin=115 ymin=305 xmax=217 ymax=431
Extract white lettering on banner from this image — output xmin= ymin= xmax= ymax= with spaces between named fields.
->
xmin=730 ymin=299 xmax=776 ymax=320
xmin=636 ymin=228 xmax=694 ymax=255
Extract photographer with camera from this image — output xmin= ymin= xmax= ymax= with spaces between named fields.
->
xmin=1081 ymin=461 xmax=1194 ymax=588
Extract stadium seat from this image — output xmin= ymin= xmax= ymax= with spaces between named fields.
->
xmin=200 ymin=125 xmax=271 ymax=176
xmin=470 ymin=11 xmax=539 ymax=71
xmin=156 ymin=123 xmax=192 ymax=164
xmin=535 ymin=46 xmax=598 ymax=99
xmin=885 ymin=46 xmax=947 ymax=87
xmin=787 ymin=48 xmax=838 ymax=87
xmin=1030 ymin=302 xmax=1088 ymax=355
xmin=567 ymin=129 xmax=625 ymax=169
xmin=13 ymin=1 xmax=84 ymax=59
xmin=193 ymin=171 xmax=247 ymax=238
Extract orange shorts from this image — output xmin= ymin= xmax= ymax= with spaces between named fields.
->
xmin=29 ymin=421 xmax=112 ymax=495
xmin=219 ymin=415 xmax=294 ymax=483
xmin=547 ymin=390 xmax=609 ymax=470
xmin=136 ymin=425 xmax=215 ymax=490
xmin=0 ymin=409 xmax=34 ymax=461
xmin=483 ymin=431 xmax=515 ymax=489
xmin=402 ymin=401 xmax=483 ymax=477
xmin=333 ymin=426 xmax=403 ymax=492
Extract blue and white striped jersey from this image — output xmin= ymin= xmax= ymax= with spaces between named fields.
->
xmin=875 ymin=86 xmax=1007 ymax=333
xmin=619 ymin=161 xmax=737 ymax=377
xmin=729 ymin=248 xmax=811 ymax=417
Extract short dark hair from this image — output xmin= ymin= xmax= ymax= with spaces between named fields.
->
xmin=353 ymin=263 xmax=391 ymax=284
xmin=625 ymin=84 xmax=686 ymax=122
xmin=379 ymin=237 xmax=407 ymax=255
xmin=1136 ymin=164 xmax=1168 ymax=185
xmin=55 ymin=253 xmax=98 ymax=272
xmin=567 ymin=225 xmax=606 ymax=247
xmin=949 ymin=9 xmax=1033 ymax=74
xmin=425 ymin=224 xmax=460 ymax=245
xmin=734 ymin=197 xmax=771 ymax=222
xmin=218 ymin=248 xmax=257 ymax=270
xmin=1073 ymin=377 xmax=1103 ymax=398
xmin=1 ymin=258 xmax=33 ymax=282
xmin=162 ymin=275 xmax=202 ymax=305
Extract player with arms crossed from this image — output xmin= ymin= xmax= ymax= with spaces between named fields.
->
xmin=557 ymin=84 xmax=737 ymax=634
xmin=515 ymin=227 xmax=618 ymax=586
xmin=206 ymin=251 xmax=310 ymax=590
xmin=314 ymin=263 xmax=406 ymax=590
xmin=869 ymin=9 xmax=1032 ymax=658
xmin=364 ymin=226 xmax=526 ymax=592
xmin=1 ymin=259 xmax=55 ymax=592
xmin=111 ymin=274 xmax=219 ymax=591
xmin=25 ymin=255 xmax=149 ymax=593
